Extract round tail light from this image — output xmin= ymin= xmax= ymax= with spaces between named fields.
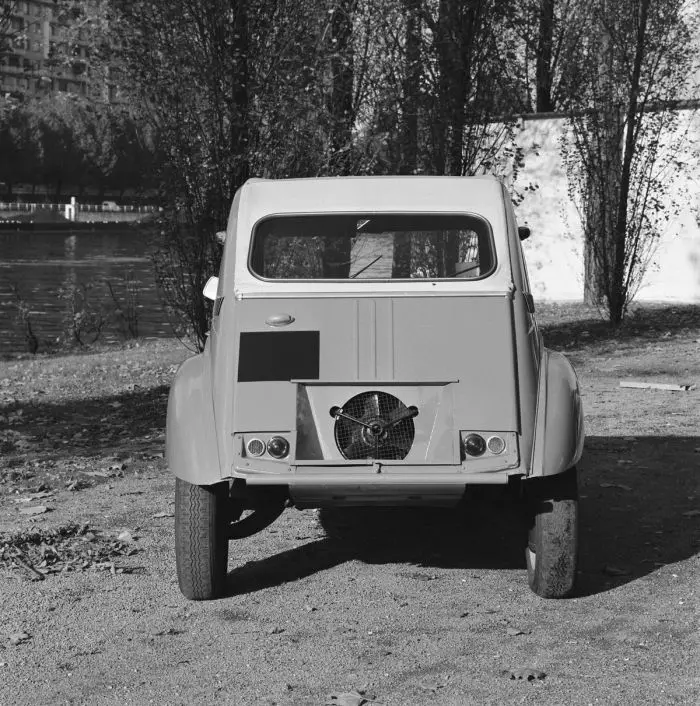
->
xmin=487 ymin=435 xmax=506 ymax=454
xmin=463 ymin=433 xmax=486 ymax=457
xmin=267 ymin=436 xmax=290 ymax=459
xmin=246 ymin=438 xmax=265 ymax=457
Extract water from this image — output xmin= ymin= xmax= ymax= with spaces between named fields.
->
xmin=0 ymin=229 xmax=173 ymax=354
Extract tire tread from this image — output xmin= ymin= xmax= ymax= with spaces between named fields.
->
xmin=175 ymin=478 xmax=228 ymax=600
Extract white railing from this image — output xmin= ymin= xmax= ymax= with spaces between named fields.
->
xmin=0 ymin=202 xmax=160 ymax=213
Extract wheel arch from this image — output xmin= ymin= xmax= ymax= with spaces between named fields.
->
xmin=529 ymin=349 xmax=585 ymax=477
xmin=166 ymin=352 xmax=223 ymax=485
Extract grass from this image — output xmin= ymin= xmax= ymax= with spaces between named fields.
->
xmin=537 ymin=301 xmax=700 ymax=350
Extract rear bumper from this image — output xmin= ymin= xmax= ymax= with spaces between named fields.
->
xmin=230 ymin=463 xmax=523 ymax=506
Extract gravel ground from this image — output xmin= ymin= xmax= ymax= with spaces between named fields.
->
xmin=0 ymin=306 xmax=698 ymax=705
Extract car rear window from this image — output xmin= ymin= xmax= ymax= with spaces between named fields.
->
xmin=249 ymin=214 xmax=495 ymax=280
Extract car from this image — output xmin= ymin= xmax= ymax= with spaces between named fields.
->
xmin=166 ymin=176 xmax=584 ymax=601
xmin=101 ymin=200 xmax=119 ymax=210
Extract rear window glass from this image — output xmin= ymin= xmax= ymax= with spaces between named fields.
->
xmin=249 ymin=214 xmax=495 ymax=280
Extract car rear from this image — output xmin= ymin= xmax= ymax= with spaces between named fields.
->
xmin=212 ymin=177 xmax=525 ymax=507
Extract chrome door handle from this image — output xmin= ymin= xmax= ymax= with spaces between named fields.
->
xmin=265 ymin=313 xmax=295 ymax=327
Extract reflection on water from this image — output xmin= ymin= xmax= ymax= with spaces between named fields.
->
xmin=0 ymin=229 xmax=173 ymax=354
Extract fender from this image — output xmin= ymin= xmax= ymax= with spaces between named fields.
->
xmin=166 ymin=351 xmax=222 ymax=485
xmin=529 ymin=349 xmax=585 ymax=477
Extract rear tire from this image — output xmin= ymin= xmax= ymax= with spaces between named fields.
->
xmin=175 ymin=477 xmax=229 ymax=600
xmin=525 ymin=468 xmax=578 ymax=598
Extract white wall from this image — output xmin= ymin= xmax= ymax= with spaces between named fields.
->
xmin=511 ymin=113 xmax=700 ymax=303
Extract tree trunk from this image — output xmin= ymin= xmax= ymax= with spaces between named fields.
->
xmin=436 ymin=0 xmax=464 ymax=175
xmin=399 ymin=0 xmax=420 ymax=176
xmin=535 ymin=0 xmax=555 ymax=113
xmin=609 ymin=0 xmax=650 ymax=325
xmin=583 ymin=236 xmax=604 ymax=305
xmin=324 ymin=1 xmax=355 ymax=278
xmin=230 ymin=0 xmax=250 ymax=193
xmin=394 ymin=0 xmax=421 ymax=278
xmin=582 ymin=22 xmax=621 ymax=310
xmin=435 ymin=0 xmax=483 ymax=176
xmin=329 ymin=0 xmax=355 ymax=175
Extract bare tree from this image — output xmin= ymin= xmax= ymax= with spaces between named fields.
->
xmin=563 ymin=0 xmax=698 ymax=324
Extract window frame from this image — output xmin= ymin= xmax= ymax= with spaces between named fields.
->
xmin=247 ymin=211 xmax=498 ymax=283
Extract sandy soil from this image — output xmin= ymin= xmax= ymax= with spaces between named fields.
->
xmin=0 ymin=305 xmax=698 ymax=705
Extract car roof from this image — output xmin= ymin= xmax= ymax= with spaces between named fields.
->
xmin=229 ymin=176 xmax=515 ymax=297
xmin=239 ymin=176 xmax=506 ymax=222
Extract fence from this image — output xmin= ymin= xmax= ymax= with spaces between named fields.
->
xmin=0 ymin=200 xmax=161 ymax=224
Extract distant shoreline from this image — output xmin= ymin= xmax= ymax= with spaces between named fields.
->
xmin=0 ymin=221 xmax=148 ymax=232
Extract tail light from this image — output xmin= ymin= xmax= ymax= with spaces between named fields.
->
xmin=246 ymin=438 xmax=265 ymax=457
xmin=463 ymin=434 xmax=486 ymax=457
xmin=267 ymin=436 xmax=290 ymax=459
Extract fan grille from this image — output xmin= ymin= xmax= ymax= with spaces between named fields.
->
xmin=334 ymin=391 xmax=416 ymax=461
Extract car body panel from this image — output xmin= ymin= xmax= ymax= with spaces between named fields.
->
xmin=165 ymin=175 xmax=584 ymax=500
xmin=166 ymin=351 xmax=222 ymax=485
xmin=530 ymin=349 xmax=585 ymax=477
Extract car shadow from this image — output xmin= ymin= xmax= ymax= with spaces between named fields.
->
xmin=226 ymin=435 xmax=700 ymax=598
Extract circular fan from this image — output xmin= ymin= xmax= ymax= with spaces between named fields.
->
xmin=332 ymin=391 xmax=417 ymax=461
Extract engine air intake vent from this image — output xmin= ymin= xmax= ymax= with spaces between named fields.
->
xmin=331 ymin=391 xmax=417 ymax=461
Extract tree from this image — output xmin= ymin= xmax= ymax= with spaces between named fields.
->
xmin=0 ymin=1 xmax=19 ymax=58
xmin=328 ymin=0 xmax=356 ymax=174
xmin=0 ymin=99 xmax=39 ymax=197
xmin=421 ymin=0 xmax=523 ymax=177
xmin=62 ymin=0 xmax=536 ymax=345
xmin=563 ymin=0 xmax=698 ymax=324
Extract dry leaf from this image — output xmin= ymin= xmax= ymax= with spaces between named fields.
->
xmin=117 ymin=530 xmax=134 ymax=543
xmin=603 ymin=564 xmax=631 ymax=576
xmin=600 ymin=483 xmax=632 ymax=491
xmin=19 ymin=505 xmax=48 ymax=516
xmin=418 ymin=679 xmax=445 ymax=693
xmin=506 ymin=627 xmax=529 ymax=636
xmin=28 ymin=491 xmax=54 ymax=500
xmin=507 ymin=667 xmax=546 ymax=681
xmin=325 ymin=690 xmax=367 ymax=706
xmin=8 ymin=632 xmax=31 ymax=646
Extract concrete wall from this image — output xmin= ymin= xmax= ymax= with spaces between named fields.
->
xmin=512 ymin=113 xmax=700 ymax=303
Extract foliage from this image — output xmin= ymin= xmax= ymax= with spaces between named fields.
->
xmin=9 ymin=282 xmax=38 ymax=354
xmin=0 ymin=94 xmax=155 ymax=199
xmin=6 ymin=0 xmax=695 ymax=338
xmin=80 ymin=0 xmax=530 ymax=349
xmin=500 ymin=0 xmax=590 ymax=113
xmin=57 ymin=279 xmax=107 ymax=347
xmin=106 ymin=270 xmax=140 ymax=340
xmin=562 ymin=0 xmax=698 ymax=325
xmin=0 ymin=0 xmax=18 ymax=57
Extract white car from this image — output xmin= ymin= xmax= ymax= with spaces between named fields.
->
xmin=167 ymin=176 xmax=585 ymax=600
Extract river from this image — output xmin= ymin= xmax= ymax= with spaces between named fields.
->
xmin=0 ymin=229 xmax=175 ymax=355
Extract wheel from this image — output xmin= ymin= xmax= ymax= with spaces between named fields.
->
xmin=175 ymin=477 xmax=229 ymax=600
xmin=525 ymin=468 xmax=578 ymax=598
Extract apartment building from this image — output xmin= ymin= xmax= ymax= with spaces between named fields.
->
xmin=0 ymin=0 xmax=115 ymax=100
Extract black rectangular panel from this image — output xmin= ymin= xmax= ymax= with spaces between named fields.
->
xmin=238 ymin=331 xmax=320 ymax=382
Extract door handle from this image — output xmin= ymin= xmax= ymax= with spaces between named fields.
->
xmin=265 ymin=313 xmax=295 ymax=327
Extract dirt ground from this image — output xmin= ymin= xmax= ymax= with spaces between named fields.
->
xmin=0 ymin=304 xmax=698 ymax=705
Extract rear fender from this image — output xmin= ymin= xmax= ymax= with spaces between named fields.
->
xmin=530 ymin=349 xmax=584 ymax=477
xmin=166 ymin=352 xmax=222 ymax=485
